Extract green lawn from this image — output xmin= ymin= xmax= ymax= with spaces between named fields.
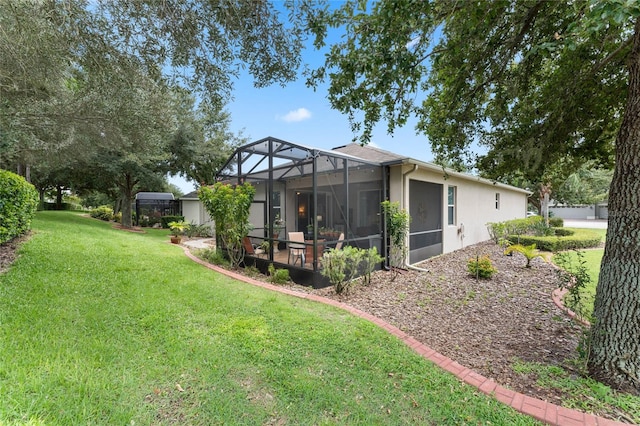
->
xmin=553 ymin=228 xmax=606 ymax=316
xmin=0 ymin=211 xmax=539 ymax=425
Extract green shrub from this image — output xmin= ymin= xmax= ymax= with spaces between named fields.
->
xmin=185 ymin=223 xmax=214 ymax=238
xmin=467 ymin=255 xmax=497 ymax=279
xmin=530 ymin=219 xmax=554 ymax=237
xmin=89 ymin=205 xmax=114 ymax=221
xmin=507 ymin=228 xmax=601 ymax=252
xmin=244 ymin=265 xmax=261 ymax=278
xmin=549 ymin=217 xmax=564 ymax=227
xmin=40 ymin=202 xmax=81 ymax=211
xmin=554 ymin=228 xmax=574 ymax=237
xmin=487 ymin=216 xmax=544 ymax=243
xmin=321 ymin=246 xmax=364 ymax=294
xmin=321 ymin=246 xmax=383 ymax=293
xmin=199 ymin=248 xmax=230 ymax=268
xmin=268 ymin=264 xmax=290 ymax=284
xmin=361 ymin=247 xmax=383 ymax=285
xmin=161 ymin=215 xmax=185 ymax=228
xmin=504 ymin=243 xmax=546 ymax=268
xmin=0 ymin=169 xmax=38 ymax=244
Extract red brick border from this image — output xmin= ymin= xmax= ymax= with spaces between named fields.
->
xmin=181 ymin=246 xmax=627 ymax=426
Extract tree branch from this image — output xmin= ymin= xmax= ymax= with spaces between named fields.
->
xmin=592 ymin=36 xmax=634 ymax=73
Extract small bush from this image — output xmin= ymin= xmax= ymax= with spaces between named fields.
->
xmin=267 ymin=264 xmax=290 ymax=284
xmin=554 ymin=228 xmax=574 ymax=237
xmin=89 ymin=205 xmax=114 ymax=221
xmin=185 ymin=223 xmax=214 ymax=238
xmin=504 ymin=243 xmax=546 ymax=268
xmin=199 ymin=248 xmax=230 ymax=268
xmin=361 ymin=247 xmax=383 ymax=285
xmin=161 ymin=215 xmax=184 ymax=229
xmin=0 ymin=169 xmax=38 ymax=244
xmin=244 ymin=265 xmax=261 ymax=278
xmin=530 ymin=219 xmax=554 ymax=237
xmin=549 ymin=217 xmax=564 ymax=227
xmin=467 ymin=255 xmax=497 ymax=279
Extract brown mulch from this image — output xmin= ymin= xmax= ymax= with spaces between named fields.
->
xmin=314 ymin=242 xmax=582 ymax=404
xmin=277 ymin=241 xmax=635 ymax=423
xmin=0 ymin=234 xmax=30 ymax=275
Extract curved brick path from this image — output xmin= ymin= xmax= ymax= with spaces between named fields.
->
xmin=180 ymin=245 xmax=626 ymax=426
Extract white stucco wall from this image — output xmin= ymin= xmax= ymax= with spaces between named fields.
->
xmin=389 ymin=164 xmax=529 ymax=260
xmin=180 ymin=199 xmax=213 ymax=227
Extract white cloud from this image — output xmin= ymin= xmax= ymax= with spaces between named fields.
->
xmin=406 ymin=36 xmax=421 ymax=50
xmin=278 ymin=107 xmax=312 ymax=123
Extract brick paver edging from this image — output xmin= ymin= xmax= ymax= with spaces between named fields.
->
xmin=181 ymin=246 xmax=626 ymax=426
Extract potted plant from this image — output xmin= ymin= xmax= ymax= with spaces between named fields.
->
xmin=168 ymin=220 xmax=190 ymax=244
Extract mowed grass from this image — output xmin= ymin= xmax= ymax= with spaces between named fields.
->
xmin=0 ymin=212 xmax=539 ymax=425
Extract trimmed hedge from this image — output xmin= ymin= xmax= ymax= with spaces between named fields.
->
xmin=40 ymin=202 xmax=82 ymax=211
xmin=554 ymin=228 xmax=574 ymax=237
xmin=0 ymin=169 xmax=39 ymax=244
xmin=549 ymin=217 xmax=564 ymax=227
xmin=507 ymin=228 xmax=602 ymax=252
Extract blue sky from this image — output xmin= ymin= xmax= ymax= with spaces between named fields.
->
xmin=169 ymin=3 xmax=433 ymax=193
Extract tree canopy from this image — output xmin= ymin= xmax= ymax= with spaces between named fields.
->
xmin=300 ymin=0 xmax=628 ymax=187
xmin=296 ymin=0 xmax=640 ymax=392
xmin=1 ymin=0 xmax=302 ymax=226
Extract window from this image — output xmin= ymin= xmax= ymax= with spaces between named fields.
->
xmin=272 ymin=191 xmax=282 ymax=222
xmin=495 ymin=192 xmax=500 ymax=210
xmin=447 ymin=186 xmax=456 ymax=225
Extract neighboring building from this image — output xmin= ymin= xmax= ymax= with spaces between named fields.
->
xmin=179 ymin=190 xmax=213 ymax=227
xmin=213 ymin=137 xmax=530 ymax=287
xmin=549 ymin=203 xmax=608 ymax=220
xmin=134 ymin=192 xmax=179 ymax=226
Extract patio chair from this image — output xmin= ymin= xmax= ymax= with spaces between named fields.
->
xmin=243 ymin=236 xmax=265 ymax=257
xmin=288 ymin=232 xmax=306 ymax=267
xmin=324 ymin=233 xmax=345 ymax=253
xmin=335 ymin=233 xmax=345 ymax=251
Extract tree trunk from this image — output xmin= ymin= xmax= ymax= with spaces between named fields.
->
xmin=119 ymin=173 xmax=136 ymax=229
xmin=56 ymin=185 xmax=63 ymax=210
xmin=588 ymin=17 xmax=640 ymax=394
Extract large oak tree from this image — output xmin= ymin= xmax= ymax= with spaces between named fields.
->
xmin=296 ymin=0 xmax=640 ymax=392
xmin=1 ymin=1 xmax=303 ymax=226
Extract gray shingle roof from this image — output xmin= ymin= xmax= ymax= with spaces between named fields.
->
xmin=331 ymin=143 xmax=406 ymax=164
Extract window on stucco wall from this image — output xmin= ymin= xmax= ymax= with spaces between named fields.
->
xmin=495 ymin=192 xmax=500 ymax=210
xmin=448 ymin=186 xmax=456 ymax=225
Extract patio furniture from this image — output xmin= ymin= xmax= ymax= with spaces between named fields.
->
xmin=243 ymin=236 xmax=266 ymax=257
xmin=305 ymin=239 xmax=325 ymax=263
xmin=288 ymin=232 xmax=306 ymax=266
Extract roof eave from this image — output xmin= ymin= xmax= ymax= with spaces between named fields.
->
xmin=385 ymin=158 xmax=533 ymax=196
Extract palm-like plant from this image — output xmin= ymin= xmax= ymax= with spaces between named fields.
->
xmin=504 ymin=243 xmax=545 ymax=268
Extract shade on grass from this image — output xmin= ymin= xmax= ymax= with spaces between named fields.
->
xmin=0 ymin=212 xmax=540 ymax=425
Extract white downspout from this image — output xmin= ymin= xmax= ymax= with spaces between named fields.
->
xmin=402 ymin=164 xmax=430 ymax=272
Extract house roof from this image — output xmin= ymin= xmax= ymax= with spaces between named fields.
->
xmin=135 ymin=192 xmax=175 ymax=200
xmin=332 ymin=143 xmax=406 ymax=163
xmin=215 ymin=138 xmax=531 ymax=196
xmin=179 ymin=190 xmax=199 ymax=200
xmin=332 ymin=143 xmax=531 ymax=195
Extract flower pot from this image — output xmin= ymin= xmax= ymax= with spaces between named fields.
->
xmin=170 ymin=236 xmax=182 ymax=244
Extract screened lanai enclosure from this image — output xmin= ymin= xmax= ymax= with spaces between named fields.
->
xmin=217 ymin=137 xmax=386 ymax=287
